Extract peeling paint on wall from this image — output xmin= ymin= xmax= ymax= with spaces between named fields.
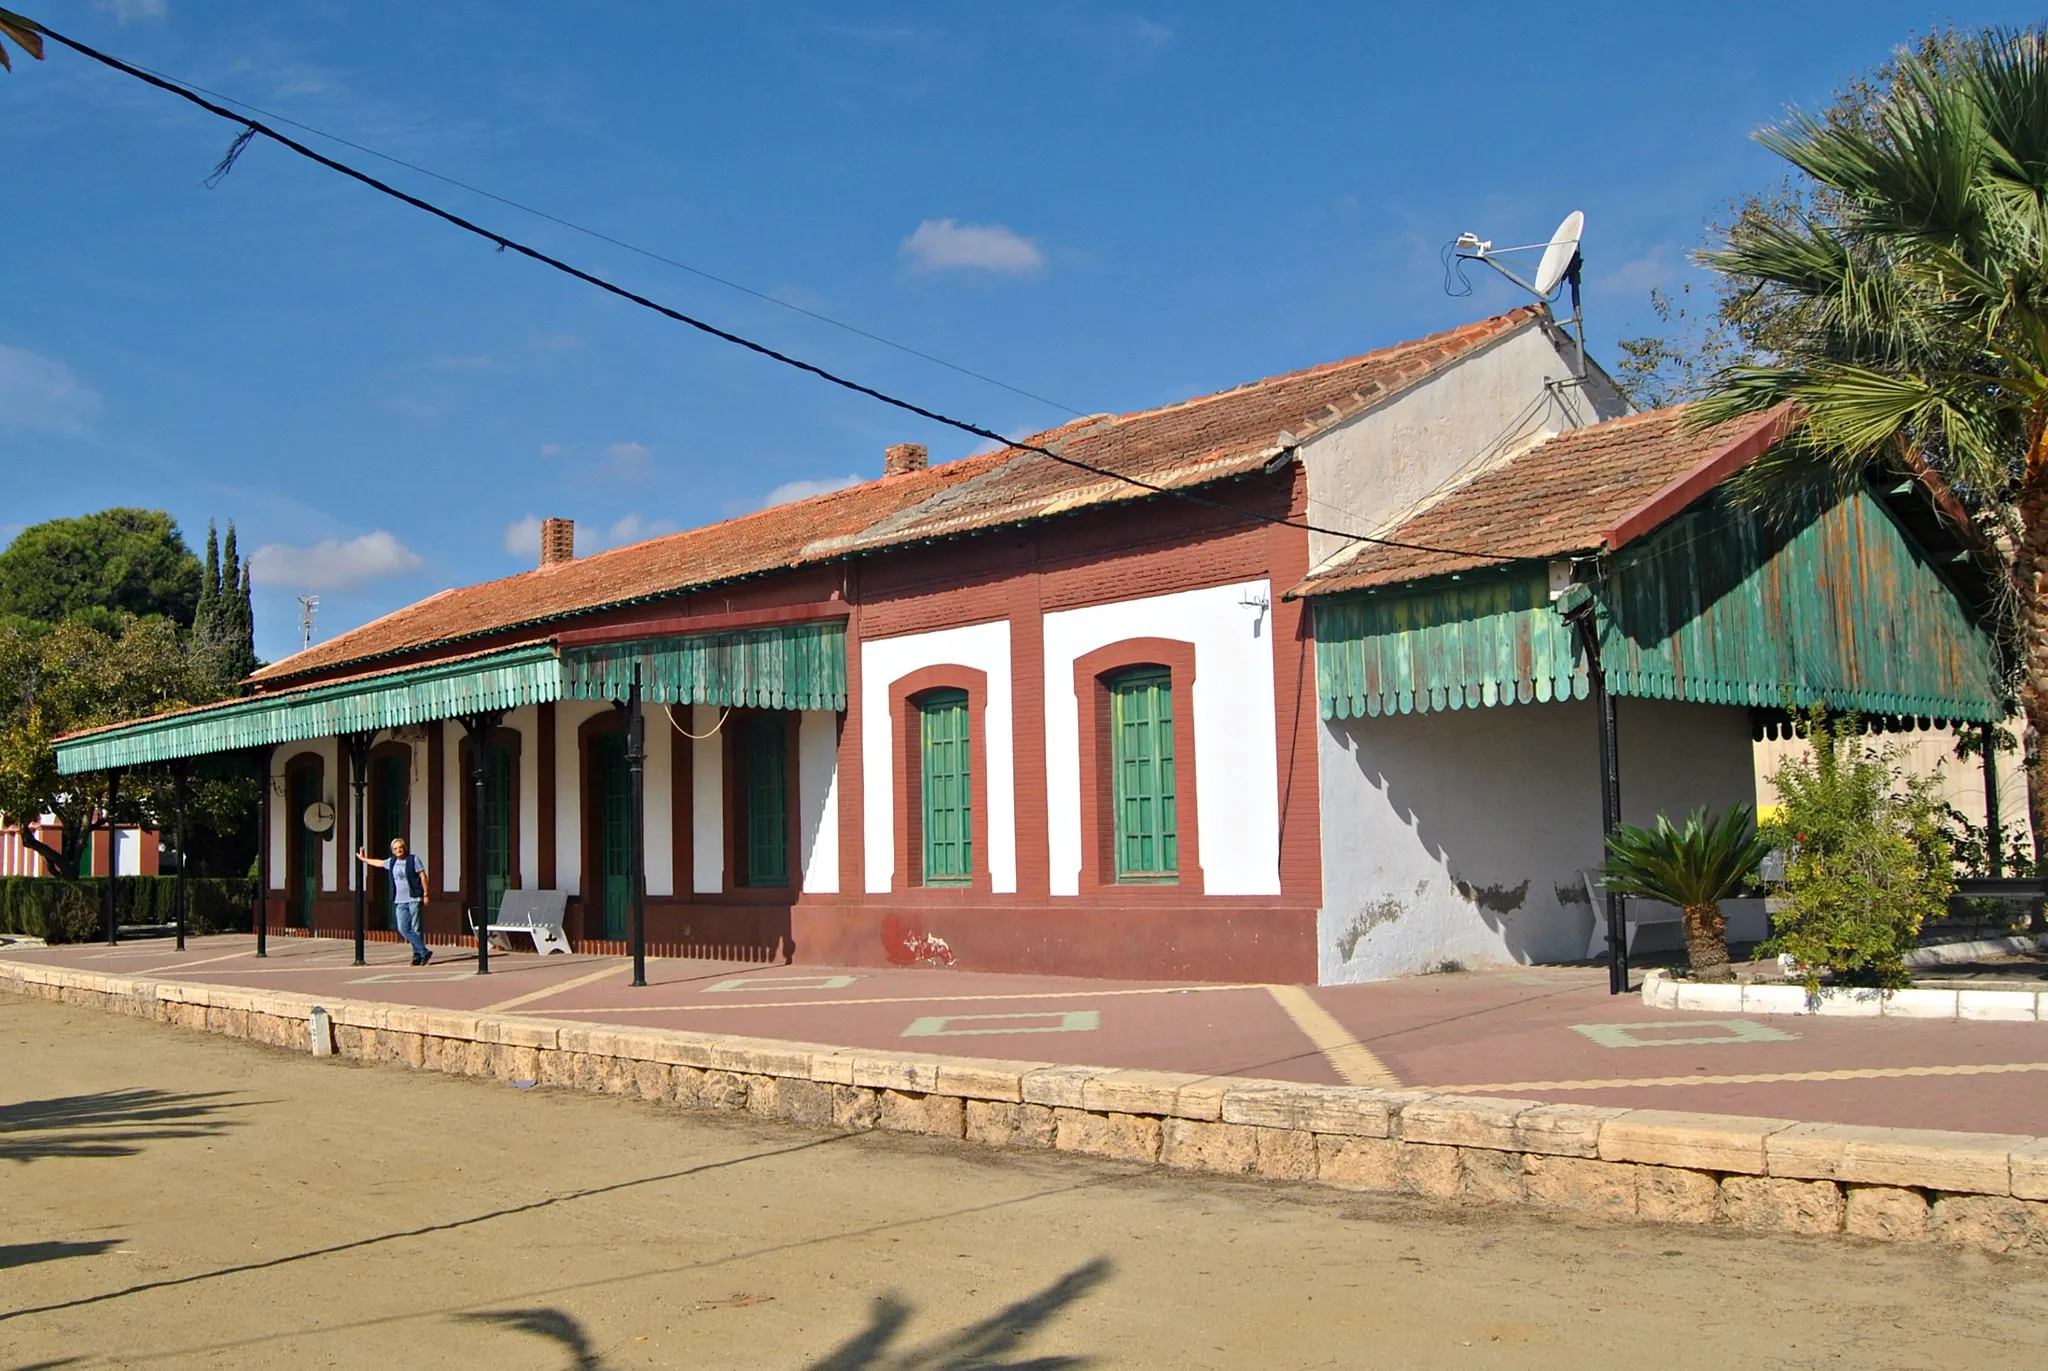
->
xmin=1453 ymin=876 xmax=1529 ymax=915
xmin=1555 ymin=880 xmax=1591 ymax=906
xmin=1335 ymin=897 xmax=1406 ymax=961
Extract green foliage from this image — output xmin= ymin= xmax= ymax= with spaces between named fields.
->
xmin=0 ymin=876 xmax=255 ymax=943
xmin=1762 ymin=713 xmax=1955 ymax=990
xmin=1602 ymin=805 xmax=1771 ymax=979
xmin=0 ymin=509 xmax=203 ymax=629
xmin=190 ymin=519 xmax=257 ymax=690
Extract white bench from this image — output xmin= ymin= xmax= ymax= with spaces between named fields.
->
xmin=1581 ymin=870 xmax=1683 ymax=959
xmin=468 ymin=890 xmax=573 ymax=955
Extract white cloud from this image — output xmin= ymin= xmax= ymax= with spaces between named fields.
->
xmin=503 ymin=515 xmax=543 ymax=559
xmin=98 ymin=0 xmax=166 ymax=21
xmin=900 ymin=219 xmax=1044 ymax=274
xmin=605 ymin=441 xmax=652 ymax=473
xmin=250 ymin=531 xmax=425 ymax=590
xmin=762 ymin=474 xmax=863 ymax=508
xmin=0 ymin=343 xmax=101 ymax=436
xmin=602 ymin=513 xmax=677 ymax=547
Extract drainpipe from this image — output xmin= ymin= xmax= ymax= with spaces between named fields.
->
xmin=346 ymin=732 xmax=374 ymax=966
xmin=1561 ymin=588 xmax=1627 ymax=995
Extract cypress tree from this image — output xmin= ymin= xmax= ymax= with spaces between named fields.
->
xmin=229 ymin=536 xmax=258 ymax=683
xmin=196 ymin=521 xmax=221 ymax=637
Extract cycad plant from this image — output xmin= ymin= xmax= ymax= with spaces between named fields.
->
xmin=1601 ymin=805 xmax=1772 ymax=981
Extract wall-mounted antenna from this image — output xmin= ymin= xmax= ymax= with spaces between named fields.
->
xmin=1452 ymin=210 xmax=1586 ymax=378
xmin=297 ymin=594 xmax=319 ymax=651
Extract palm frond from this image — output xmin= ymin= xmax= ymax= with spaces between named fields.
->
xmin=1601 ymin=805 xmax=1772 ymax=909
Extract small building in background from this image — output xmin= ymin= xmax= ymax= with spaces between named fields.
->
xmin=0 ymin=813 xmax=159 ymax=878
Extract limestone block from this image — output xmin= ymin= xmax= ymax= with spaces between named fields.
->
xmin=1399 ymin=1096 xmax=1542 ymax=1152
xmin=463 ymin=1040 xmax=493 ymax=1077
xmin=633 ymin=1061 xmax=671 ymax=1103
xmin=1928 ymin=1194 xmax=2035 ymax=1253
xmin=1720 ymin=1175 xmax=1844 ymax=1234
xmin=498 ymin=1045 xmax=541 ymax=1083
xmin=1399 ymin=1144 xmax=1463 ymax=1199
xmin=1160 ymin=1119 xmax=1259 ymax=1175
xmin=669 ymin=1065 xmax=706 ymax=1107
xmin=1458 ymin=1147 xmax=1527 ymax=1205
xmin=649 ymin=1035 xmax=718 ymax=1069
xmin=1257 ymin=1128 xmax=1320 ymax=1181
xmin=1083 ymin=1070 xmax=1226 ymax=1121
xmin=1514 ymin=1103 xmax=1628 ymax=1159
xmin=1523 ymin=1155 xmax=1638 ymax=1218
xmin=964 ymin=1101 xmax=1056 ymax=1149
xmin=832 ymin=1085 xmax=881 ymax=1131
xmin=538 ymin=1048 xmax=575 ymax=1089
xmin=771 ymin=1077 xmax=837 ymax=1128
xmin=419 ymin=1010 xmax=484 ymax=1041
xmin=1844 ymin=1185 xmax=1930 ymax=1242
xmin=1828 ymin=1126 xmax=2024 ymax=1195
xmin=932 ymin=1058 xmax=1025 ymax=1103
xmin=694 ymin=1070 xmax=747 ymax=1111
xmin=880 ymin=1090 xmax=966 ymax=1138
xmin=334 ymin=1025 xmax=370 ymax=1058
xmin=1020 ymin=1065 xmax=1100 ymax=1109
xmin=1221 ymin=1082 xmax=1425 ymax=1138
xmin=569 ymin=1053 xmax=604 ymax=1093
xmin=712 ymin=1039 xmax=814 ymax=1078
xmin=807 ymin=1051 xmax=855 ymax=1085
xmin=2010 ymin=1138 xmax=2048 ymax=1201
xmin=1598 ymin=1110 xmax=1792 ymax=1175
xmin=1053 ymin=1109 xmax=1161 ymax=1164
xmin=1635 ymin=1166 xmax=1721 ymax=1225
xmin=850 ymin=1054 xmax=942 ymax=1093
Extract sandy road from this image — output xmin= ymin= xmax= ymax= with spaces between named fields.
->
xmin=1 ymin=994 xmax=2043 ymax=1370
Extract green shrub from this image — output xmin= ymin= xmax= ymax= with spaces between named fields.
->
xmin=0 ymin=876 xmax=254 ymax=942
xmin=1762 ymin=713 xmax=1953 ymax=991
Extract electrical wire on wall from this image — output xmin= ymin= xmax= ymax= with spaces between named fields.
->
xmin=665 ymin=704 xmax=729 ymax=740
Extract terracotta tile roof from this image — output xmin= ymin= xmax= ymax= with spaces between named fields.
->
xmin=254 ymin=307 xmax=1543 ymax=684
xmin=1288 ymin=404 xmax=1791 ymax=597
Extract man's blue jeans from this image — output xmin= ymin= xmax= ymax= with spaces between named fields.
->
xmin=394 ymin=901 xmax=429 ymax=961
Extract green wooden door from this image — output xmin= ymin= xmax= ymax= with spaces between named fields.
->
xmin=1111 ymin=670 xmax=1178 ymax=881
xmin=744 ymin=715 xmax=789 ymax=888
xmin=594 ymin=732 xmax=631 ymax=940
xmin=291 ymin=765 xmax=321 ymax=926
xmin=483 ymin=743 xmax=513 ymax=918
xmin=371 ymin=753 xmax=407 ymax=929
xmin=919 ymin=690 xmax=972 ymax=885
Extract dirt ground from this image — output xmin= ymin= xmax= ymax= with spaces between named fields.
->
xmin=1 ymin=996 xmax=2043 ymax=1370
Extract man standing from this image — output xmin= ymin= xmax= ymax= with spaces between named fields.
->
xmin=355 ymin=837 xmax=431 ymax=965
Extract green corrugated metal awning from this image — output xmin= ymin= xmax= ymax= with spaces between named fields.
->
xmin=54 ymin=644 xmax=563 ymax=775
xmin=1313 ymin=485 xmax=2005 ymax=724
xmin=561 ymin=620 xmax=847 ymax=711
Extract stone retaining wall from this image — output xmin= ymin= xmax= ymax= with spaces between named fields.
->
xmin=6 ymin=960 xmax=2046 ymax=1257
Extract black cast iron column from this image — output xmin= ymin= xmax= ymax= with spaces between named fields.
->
xmin=172 ymin=759 xmax=190 ymax=952
xmin=459 ymin=712 xmax=504 ymax=974
xmin=1983 ymin=721 xmax=2003 ymax=879
xmin=102 ymin=767 xmax=122 ymax=945
xmin=625 ymin=668 xmax=647 ymax=988
xmin=253 ymin=745 xmax=273 ymax=957
xmin=1567 ymin=595 xmax=1627 ymax=995
xmin=345 ymin=732 xmax=374 ymax=965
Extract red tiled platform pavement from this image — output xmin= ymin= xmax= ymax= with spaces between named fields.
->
xmin=8 ymin=934 xmax=2045 ymax=1136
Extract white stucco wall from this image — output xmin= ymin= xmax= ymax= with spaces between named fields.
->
xmin=440 ymin=720 xmax=463 ymax=893
xmin=799 ymin=710 xmax=840 ymax=893
xmin=862 ymin=620 xmax=1017 ymax=894
xmin=691 ymin=704 xmax=725 ymax=894
xmin=267 ymin=749 xmax=288 ymax=891
xmin=641 ymin=700 xmax=675 ymax=898
xmin=508 ymin=705 xmax=540 ymax=891
xmin=1043 ymin=581 xmax=1280 ymax=897
xmin=407 ymin=734 xmax=431 ymax=870
xmin=1301 ymin=325 xmax=1629 ymax=572
xmin=269 ymin=742 xmax=338 ymax=892
xmin=553 ymin=700 xmax=608 ymax=894
xmin=1316 ymin=697 xmax=1760 ymax=983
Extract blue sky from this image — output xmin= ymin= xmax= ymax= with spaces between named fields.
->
xmin=2 ymin=1 xmax=2035 ymax=664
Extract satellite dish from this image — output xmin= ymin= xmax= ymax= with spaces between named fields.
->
xmin=1532 ymin=210 xmax=1584 ymax=297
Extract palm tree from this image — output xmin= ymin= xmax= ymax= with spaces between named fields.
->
xmin=1601 ymin=806 xmax=1772 ymax=981
xmin=1690 ymin=28 xmax=2048 ymax=847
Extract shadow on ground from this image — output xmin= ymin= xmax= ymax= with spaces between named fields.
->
xmin=0 ymin=1090 xmax=244 ymax=1163
xmin=0 ymin=1240 xmax=122 ymax=1271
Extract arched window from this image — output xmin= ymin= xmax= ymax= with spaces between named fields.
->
xmin=1108 ymin=668 xmax=1177 ymax=882
xmin=917 ymin=688 xmax=972 ymax=886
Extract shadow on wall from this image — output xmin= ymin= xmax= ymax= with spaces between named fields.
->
xmin=0 ymin=1089 xmax=246 ymax=1164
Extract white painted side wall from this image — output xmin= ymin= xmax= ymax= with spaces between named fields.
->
xmin=113 ymin=828 xmax=142 ymax=877
xmin=644 ymin=701 xmax=674 ymax=898
xmin=315 ymin=736 xmax=338 ymax=891
xmin=508 ymin=705 xmax=540 ymax=891
xmin=1316 ymin=698 xmax=1760 ymax=983
xmin=1042 ymin=581 xmax=1280 ymax=897
xmin=861 ymin=620 xmax=1017 ymax=894
xmin=440 ymin=720 xmax=463 ymax=893
xmin=1301 ymin=326 xmax=1629 ymax=572
xmin=554 ymin=700 xmax=607 ymax=895
xmin=799 ymin=710 xmax=840 ymax=893
xmin=691 ymin=705 xmax=725 ymax=894
xmin=408 ymin=736 xmax=431 ymax=872
xmin=268 ymin=749 xmax=289 ymax=890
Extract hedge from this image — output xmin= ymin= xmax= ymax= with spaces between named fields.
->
xmin=0 ymin=876 xmax=256 ymax=943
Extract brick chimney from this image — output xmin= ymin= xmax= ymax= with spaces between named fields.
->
xmin=883 ymin=442 xmax=929 ymax=478
xmin=540 ymin=517 xmax=575 ymax=566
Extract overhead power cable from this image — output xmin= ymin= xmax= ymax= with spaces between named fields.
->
xmin=8 ymin=12 xmax=1512 ymax=566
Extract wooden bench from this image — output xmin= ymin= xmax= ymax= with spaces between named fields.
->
xmin=1581 ymin=869 xmax=1682 ymax=959
xmin=467 ymin=890 xmax=572 ymax=956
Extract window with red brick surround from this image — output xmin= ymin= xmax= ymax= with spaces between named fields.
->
xmin=889 ymin=665 xmax=991 ymax=896
xmin=1072 ymin=638 xmax=1201 ymax=895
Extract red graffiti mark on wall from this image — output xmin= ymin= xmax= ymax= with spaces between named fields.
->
xmin=879 ymin=914 xmax=957 ymax=967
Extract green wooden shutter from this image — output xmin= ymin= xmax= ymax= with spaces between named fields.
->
xmin=372 ymin=752 xmax=407 ymax=929
xmin=595 ymin=732 xmax=631 ymax=940
xmin=919 ymin=691 xmax=972 ymax=885
xmin=1111 ymin=670 xmax=1178 ymax=881
xmin=483 ymin=743 xmax=514 ymax=917
xmin=291 ymin=764 xmax=321 ymax=927
xmin=745 ymin=715 xmax=789 ymax=888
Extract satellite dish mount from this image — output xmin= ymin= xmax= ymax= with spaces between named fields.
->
xmin=1453 ymin=210 xmax=1586 ymax=379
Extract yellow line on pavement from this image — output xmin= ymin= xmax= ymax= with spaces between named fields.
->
xmin=1431 ymin=1060 xmax=2048 ymax=1094
xmin=1264 ymin=983 xmax=1402 ymax=1087
xmin=533 ymin=982 xmax=1265 ymax=1015
xmin=480 ymin=962 xmax=629 ymax=1013
xmin=133 ymin=949 xmax=266 ymax=974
